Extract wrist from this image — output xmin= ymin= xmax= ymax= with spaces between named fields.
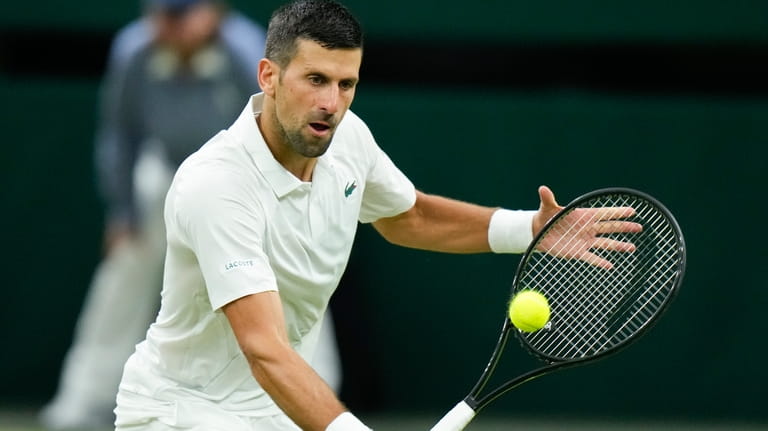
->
xmin=488 ymin=209 xmax=536 ymax=253
xmin=326 ymin=412 xmax=371 ymax=431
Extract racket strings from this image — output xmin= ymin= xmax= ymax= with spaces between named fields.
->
xmin=553 ymin=204 xmax=674 ymax=355
xmin=557 ymin=202 xmax=667 ymax=351
xmin=517 ymin=193 xmax=682 ymax=361
xmin=608 ymin=231 xmax=680 ymax=340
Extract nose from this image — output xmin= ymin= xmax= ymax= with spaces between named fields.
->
xmin=317 ymin=85 xmax=340 ymax=115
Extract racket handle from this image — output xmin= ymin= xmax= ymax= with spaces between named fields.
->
xmin=430 ymin=400 xmax=476 ymax=431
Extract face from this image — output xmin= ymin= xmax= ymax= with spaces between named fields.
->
xmin=151 ymin=3 xmax=221 ymax=57
xmin=261 ymin=39 xmax=362 ymax=159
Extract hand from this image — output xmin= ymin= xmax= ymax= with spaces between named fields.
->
xmin=532 ymin=186 xmax=642 ymax=269
xmin=103 ymin=221 xmax=136 ymax=256
xmin=531 ymin=185 xmax=563 ymax=236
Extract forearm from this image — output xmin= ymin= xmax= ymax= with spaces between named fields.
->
xmin=95 ymin=128 xmax=139 ymax=226
xmin=225 ymin=292 xmax=364 ymax=430
xmin=246 ymin=341 xmax=345 ymax=430
xmin=374 ymin=191 xmax=531 ymax=254
xmin=373 ymin=192 xmax=492 ymax=253
xmin=95 ymin=55 xmax=141 ymax=226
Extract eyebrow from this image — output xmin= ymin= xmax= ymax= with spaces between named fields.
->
xmin=306 ymin=70 xmax=359 ymax=84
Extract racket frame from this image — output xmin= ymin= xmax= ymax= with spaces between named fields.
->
xmin=465 ymin=187 xmax=686 ymax=412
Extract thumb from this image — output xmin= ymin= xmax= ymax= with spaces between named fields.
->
xmin=538 ymin=185 xmax=560 ymax=211
xmin=533 ymin=185 xmax=563 ymax=236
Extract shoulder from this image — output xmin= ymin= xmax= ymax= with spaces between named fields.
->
xmin=107 ymin=18 xmax=153 ymax=69
xmin=219 ymin=11 xmax=266 ymax=73
xmin=177 ymin=131 xmax=251 ymax=193
xmin=168 ymin=135 xmax=267 ymax=247
xmin=172 ymin=133 xmax=253 ymax=213
xmin=220 ymin=11 xmax=266 ymax=41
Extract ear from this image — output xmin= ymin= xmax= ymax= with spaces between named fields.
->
xmin=258 ymin=58 xmax=278 ymax=97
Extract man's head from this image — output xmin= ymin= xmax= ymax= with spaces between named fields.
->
xmin=257 ymin=0 xmax=363 ymax=166
xmin=145 ymin=0 xmax=225 ymax=59
xmin=265 ymin=0 xmax=363 ymax=69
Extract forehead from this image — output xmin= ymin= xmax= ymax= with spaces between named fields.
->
xmin=285 ymin=39 xmax=362 ymax=79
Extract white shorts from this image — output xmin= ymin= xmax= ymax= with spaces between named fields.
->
xmin=115 ymin=390 xmax=300 ymax=431
xmin=116 ymin=415 xmax=299 ymax=431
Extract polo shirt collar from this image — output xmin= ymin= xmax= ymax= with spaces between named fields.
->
xmin=229 ymin=93 xmax=304 ymax=199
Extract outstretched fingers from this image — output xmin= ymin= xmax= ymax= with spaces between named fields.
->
xmin=594 ymin=220 xmax=643 ymax=235
xmin=592 ymin=206 xmax=636 ymax=221
xmin=592 ymin=237 xmax=636 ymax=253
xmin=578 ymin=250 xmax=615 ymax=270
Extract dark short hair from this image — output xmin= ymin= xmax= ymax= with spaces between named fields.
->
xmin=265 ymin=0 xmax=363 ymax=67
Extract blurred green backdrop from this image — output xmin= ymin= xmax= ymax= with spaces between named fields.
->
xmin=1 ymin=0 xmax=766 ymax=425
xmin=3 ymin=0 xmax=768 ymax=40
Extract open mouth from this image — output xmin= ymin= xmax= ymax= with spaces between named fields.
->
xmin=309 ymin=122 xmax=331 ymax=133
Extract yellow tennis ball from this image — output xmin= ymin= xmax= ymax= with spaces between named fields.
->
xmin=508 ymin=290 xmax=551 ymax=332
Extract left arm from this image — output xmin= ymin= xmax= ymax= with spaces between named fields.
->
xmin=372 ymin=190 xmax=500 ymax=253
xmin=371 ymin=186 xmax=567 ymax=254
xmin=373 ymin=186 xmax=641 ymax=266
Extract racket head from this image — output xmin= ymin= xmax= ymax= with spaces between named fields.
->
xmin=511 ymin=188 xmax=686 ymax=364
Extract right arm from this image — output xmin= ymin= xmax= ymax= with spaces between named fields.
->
xmin=222 ymin=291 xmax=349 ymax=431
xmin=94 ymin=20 xmax=150 ymax=252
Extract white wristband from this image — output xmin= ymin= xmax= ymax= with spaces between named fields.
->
xmin=488 ymin=209 xmax=536 ymax=254
xmin=326 ymin=412 xmax=372 ymax=431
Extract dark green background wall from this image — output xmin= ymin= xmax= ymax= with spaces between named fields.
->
xmin=1 ymin=0 xmax=766 ymax=424
xmin=3 ymin=0 xmax=768 ymax=41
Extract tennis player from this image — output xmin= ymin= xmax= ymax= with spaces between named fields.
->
xmin=114 ymin=1 xmax=590 ymax=430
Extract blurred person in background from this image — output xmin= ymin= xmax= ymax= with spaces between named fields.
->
xmin=40 ymin=0 xmax=340 ymax=429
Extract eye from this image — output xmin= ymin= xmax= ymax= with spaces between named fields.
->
xmin=340 ymin=80 xmax=357 ymax=91
xmin=308 ymin=75 xmax=325 ymax=85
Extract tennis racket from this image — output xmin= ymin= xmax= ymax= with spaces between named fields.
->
xmin=431 ymin=188 xmax=686 ymax=431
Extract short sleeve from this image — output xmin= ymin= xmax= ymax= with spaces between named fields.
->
xmin=358 ymin=146 xmax=416 ymax=224
xmin=173 ymin=168 xmax=277 ymax=310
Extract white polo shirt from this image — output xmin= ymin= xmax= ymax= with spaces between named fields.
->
xmin=116 ymin=94 xmax=416 ymax=423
